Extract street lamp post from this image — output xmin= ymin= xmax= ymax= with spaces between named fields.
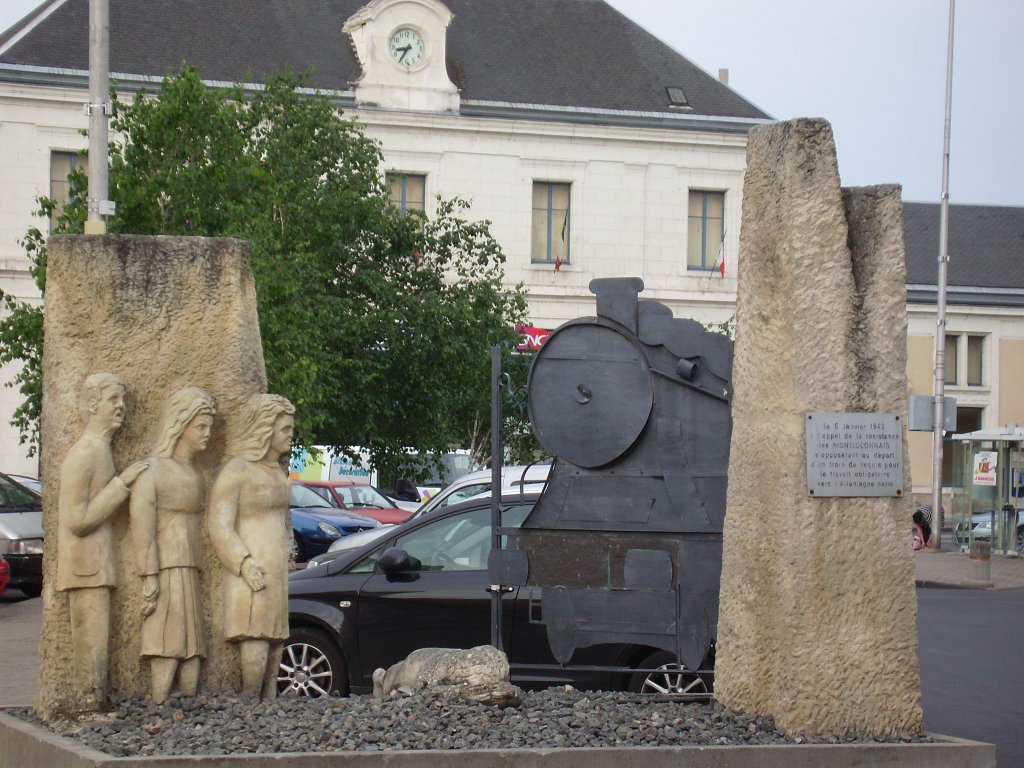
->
xmin=85 ymin=0 xmax=112 ymax=234
xmin=930 ymin=0 xmax=956 ymax=549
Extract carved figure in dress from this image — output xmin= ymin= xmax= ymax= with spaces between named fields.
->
xmin=208 ymin=393 xmax=295 ymax=698
xmin=57 ymin=372 xmax=148 ymax=711
xmin=130 ymin=387 xmax=216 ymax=704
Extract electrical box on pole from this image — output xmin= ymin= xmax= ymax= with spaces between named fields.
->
xmin=909 ymin=395 xmax=957 ymax=432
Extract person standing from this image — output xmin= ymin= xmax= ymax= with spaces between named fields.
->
xmin=208 ymin=393 xmax=294 ymax=698
xmin=57 ymin=372 xmax=148 ymax=711
xmin=130 ymin=387 xmax=216 ymax=704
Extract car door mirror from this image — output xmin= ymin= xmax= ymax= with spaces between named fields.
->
xmin=378 ymin=547 xmax=412 ymax=573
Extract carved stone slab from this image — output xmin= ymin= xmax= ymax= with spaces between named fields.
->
xmin=38 ymin=235 xmax=268 ymax=719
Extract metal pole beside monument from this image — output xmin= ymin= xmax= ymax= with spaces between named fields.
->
xmin=85 ymin=0 xmax=111 ymax=235
xmin=930 ymin=0 xmax=955 ymax=550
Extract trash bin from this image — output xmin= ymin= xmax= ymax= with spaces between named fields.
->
xmin=967 ymin=539 xmax=992 ymax=585
xmin=969 ymin=540 xmax=991 ymax=561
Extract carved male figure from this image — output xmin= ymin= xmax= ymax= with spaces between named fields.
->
xmin=208 ymin=393 xmax=295 ymax=698
xmin=130 ymin=387 xmax=216 ymax=704
xmin=57 ymin=372 xmax=148 ymax=711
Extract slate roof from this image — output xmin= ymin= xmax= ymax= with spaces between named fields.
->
xmin=903 ymin=202 xmax=1024 ymax=293
xmin=0 ymin=0 xmax=770 ymax=123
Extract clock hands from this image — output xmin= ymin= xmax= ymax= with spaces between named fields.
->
xmin=395 ymin=44 xmax=412 ymax=63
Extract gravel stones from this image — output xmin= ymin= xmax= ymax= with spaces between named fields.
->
xmin=11 ymin=687 xmax=931 ymax=757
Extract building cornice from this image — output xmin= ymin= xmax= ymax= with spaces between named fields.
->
xmin=0 ymin=63 xmax=770 ymax=137
xmin=906 ymin=284 xmax=1024 ymax=309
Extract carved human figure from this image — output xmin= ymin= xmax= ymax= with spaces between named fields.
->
xmin=130 ymin=387 xmax=216 ymax=704
xmin=57 ymin=372 xmax=148 ymax=711
xmin=208 ymin=393 xmax=295 ymax=698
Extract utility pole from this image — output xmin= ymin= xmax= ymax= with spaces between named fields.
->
xmin=84 ymin=0 xmax=113 ymax=234
xmin=930 ymin=0 xmax=955 ymax=549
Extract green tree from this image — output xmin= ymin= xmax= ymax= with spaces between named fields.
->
xmin=0 ymin=66 xmax=531 ymax=476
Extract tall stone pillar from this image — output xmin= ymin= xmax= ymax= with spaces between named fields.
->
xmin=36 ymin=235 xmax=268 ymax=719
xmin=715 ymin=119 xmax=923 ymax=737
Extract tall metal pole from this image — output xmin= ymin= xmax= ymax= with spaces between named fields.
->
xmin=85 ymin=0 xmax=111 ymax=235
xmin=930 ymin=0 xmax=955 ymax=550
xmin=489 ymin=345 xmax=504 ymax=649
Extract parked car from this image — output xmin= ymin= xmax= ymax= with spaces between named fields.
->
xmin=957 ymin=508 xmax=1024 ymax=552
xmin=414 ymin=463 xmax=551 ymax=518
xmin=0 ymin=471 xmax=44 ymax=597
xmin=289 ymin=483 xmax=379 ymax=563
xmin=6 ymin=474 xmax=41 ymax=494
xmin=282 ymin=493 xmax=713 ymax=698
xmin=0 ymin=557 xmax=10 ymax=598
xmin=305 ymin=480 xmax=549 ymax=568
xmin=293 ymin=480 xmax=412 ymax=525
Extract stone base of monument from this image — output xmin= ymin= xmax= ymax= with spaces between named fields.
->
xmin=0 ymin=710 xmax=995 ymax=768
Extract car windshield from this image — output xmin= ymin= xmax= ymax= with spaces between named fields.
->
xmin=289 ymin=483 xmax=334 ymax=508
xmin=0 ymin=474 xmax=42 ymax=510
xmin=348 ymin=503 xmax=533 ymax=574
xmin=334 ymin=485 xmax=393 ymax=509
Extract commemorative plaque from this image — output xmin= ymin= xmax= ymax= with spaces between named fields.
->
xmin=805 ymin=412 xmax=903 ymax=497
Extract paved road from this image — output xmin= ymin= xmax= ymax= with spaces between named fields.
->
xmin=918 ymin=586 xmax=1024 ymax=768
xmin=0 ymin=587 xmax=41 ymax=708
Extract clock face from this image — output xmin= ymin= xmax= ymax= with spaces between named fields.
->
xmin=389 ymin=27 xmax=426 ymax=68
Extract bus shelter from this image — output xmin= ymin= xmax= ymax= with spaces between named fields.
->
xmin=950 ymin=425 xmax=1024 ymax=555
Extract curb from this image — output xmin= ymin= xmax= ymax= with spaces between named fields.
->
xmin=0 ymin=710 xmax=998 ymax=768
xmin=915 ymin=579 xmax=994 ymax=590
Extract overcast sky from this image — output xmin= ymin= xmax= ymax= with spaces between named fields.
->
xmin=2 ymin=0 xmax=1020 ymax=206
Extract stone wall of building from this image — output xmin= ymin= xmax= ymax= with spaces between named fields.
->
xmin=714 ymin=118 xmax=923 ymax=737
xmin=36 ymin=235 xmax=267 ymax=718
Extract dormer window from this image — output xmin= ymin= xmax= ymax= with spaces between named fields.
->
xmin=666 ymin=87 xmax=689 ymax=109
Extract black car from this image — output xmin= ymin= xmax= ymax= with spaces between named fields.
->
xmin=282 ymin=493 xmax=712 ymax=698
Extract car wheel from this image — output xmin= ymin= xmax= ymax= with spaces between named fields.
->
xmin=629 ymin=651 xmax=709 ymax=698
xmin=291 ymin=533 xmax=305 ymax=564
xmin=278 ymin=627 xmax=348 ymax=697
xmin=20 ymin=583 xmax=42 ymax=598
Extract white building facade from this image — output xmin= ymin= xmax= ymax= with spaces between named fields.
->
xmin=2 ymin=0 xmax=1023 ymax=528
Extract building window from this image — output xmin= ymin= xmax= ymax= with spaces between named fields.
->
xmin=966 ymin=335 xmax=984 ymax=386
xmin=944 ymin=335 xmax=958 ymax=385
xmin=687 ymin=190 xmax=724 ymax=270
xmin=50 ymin=150 xmax=82 ymax=230
xmin=531 ymin=182 xmax=570 ymax=265
xmin=944 ymin=406 xmax=983 ymax=485
xmin=386 ymin=172 xmax=426 ymax=213
xmin=945 ymin=334 xmax=986 ymax=387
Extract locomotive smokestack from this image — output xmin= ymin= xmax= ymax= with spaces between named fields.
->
xmin=589 ymin=277 xmax=644 ymax=334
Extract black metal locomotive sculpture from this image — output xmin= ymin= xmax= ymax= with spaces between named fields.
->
xmin=492 ymin=277 xmax=733 ymax=677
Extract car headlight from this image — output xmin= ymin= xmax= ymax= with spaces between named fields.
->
xmin=9 ymin=538 xmax=43 ymax=555
xmin=317 ymin=521 xmax=341 ymax=537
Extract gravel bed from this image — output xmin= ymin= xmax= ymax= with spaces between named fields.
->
xmin=11 ymin=688 xmax=931 ymax=757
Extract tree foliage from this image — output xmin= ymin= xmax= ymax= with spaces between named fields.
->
xmin=0 ymin=67 xmax=533 ymax=475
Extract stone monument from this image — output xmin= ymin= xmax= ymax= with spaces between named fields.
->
xmin=715 ymin=118 xmax=923 ymax=737
xmin=38 ymin=235 xmax=271 ymax=719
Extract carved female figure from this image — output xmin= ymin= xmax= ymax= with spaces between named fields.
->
xmin=129 ymin=386 xmax=216 ymax=704
xmin=208 ymin=393 xmax=295 ymax=698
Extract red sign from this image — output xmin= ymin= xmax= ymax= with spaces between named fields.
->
xmin=516 ymin=324 xmax=551 ymax=351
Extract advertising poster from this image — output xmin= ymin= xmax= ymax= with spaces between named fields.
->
xmin=973 ymin=451 xmax=998 ymax=486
